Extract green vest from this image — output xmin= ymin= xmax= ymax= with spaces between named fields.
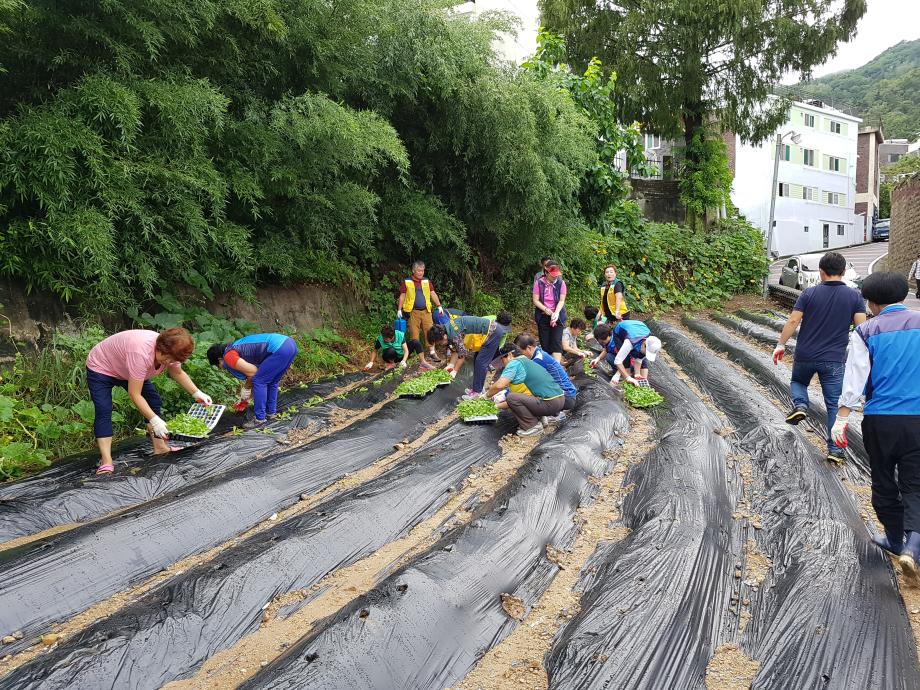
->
xmin=375 ymin=330 xmax=405 ymax=351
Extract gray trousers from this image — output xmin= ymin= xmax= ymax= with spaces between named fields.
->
xmin=506 ymin=393 xmax=565 ymax=430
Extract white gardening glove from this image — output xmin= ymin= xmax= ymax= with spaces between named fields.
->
xmin=492 ymin=389 xmax=507 ymax=403
xmin=590 ymin=357 xmax=600 ymax=369
xmin=399 ymin=360 xmax=408 ymax=369
xmin=831 ymin=417 xmax=849 ymax=448
xmin=772 ymin=344 xmax=785 ymax=365
xmin=397 ymin=309 xmax=404 ymax=319
xmin=625 ymin=376 xmax=639 ymax=386
xmin=193 ymin=390 xmax=212 ymax=406
xmin=149 ymin=415 xmax=169 ymax=439
xmin=239 ymin=386 xmax=252 ymax=401
xmin=364 ymin=360 xmax=374 ymax=371
xmin=611 ymin=371 xmax=621 ymax=385
xmin=449 ymin=369 xmax=457 ymax=379
xmin=437 ymin=306 xmax=444 ymax=315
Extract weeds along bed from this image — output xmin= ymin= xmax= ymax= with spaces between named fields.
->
xmin=0 ymin=373 xmax=467 ymax=653
xmin=0 ymin=416 xmax=516 ymax=689
xmin=243 ymin=376 xmax=628 ymax=690
xmin=0 ymin=372 xmax=368 ymax=546
xmin=656 ymin=323 xmax=918 ymax=688
xmin=548 ymin=361 xmax=740 ymax=688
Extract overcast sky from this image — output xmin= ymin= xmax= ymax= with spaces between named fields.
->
xmin=781 ymin=0 xmax=920 ymax=83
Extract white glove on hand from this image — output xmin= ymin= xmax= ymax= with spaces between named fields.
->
xmin=772 ymin=344 xmax=785 ymax=365
xmin=239 ymin=386 xmax=252 ymax=401
xmin=193 ymin=390 xmax=212 ymax=406
xmin=364 ymin=360 xmax=374 ymax=371
xmin=492 ymin=389 xmax=507 ymax=403
xmin=449 ymin=369 xmax=457 ymax=379
xmin=626 ymin=376 xmax=639 ymax=386
xmin=149 ymin=415 xmax=169 ymax=439
xmin=437 ymin=306 xmax=444 ymax=315
xmin=831 ymin=417 xmax=849 ymax=448
xmin=397 ymin=310 xmax=404 ymax=319
xmin=611 ymin=372 xmax=621 ymax=385
xmin=399 ymin=360 xmax=408 ymax=369
xmin=590 ymin=357 xmax=600 ymax=369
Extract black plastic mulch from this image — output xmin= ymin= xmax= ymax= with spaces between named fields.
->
xmin=243 ymin=377 xmax=629 ymax=690
xmin=547 ymin=361 xmax=742 ymax=688
xmin=0 ymin=375 xmax=463 ymax=652
xmin=0 ymin=416 xmax=515 ymax=689
xmin=655 ymin=322 xmax=920 ymax=689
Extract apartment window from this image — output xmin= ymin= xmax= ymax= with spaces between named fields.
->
xmin=889 ymin=153 xmax=902 ymax=163
xmin=804 ymin=113 xmax=815 ymax=127
xmin=804 ymin=225 xmax=809 ymax=233
xmin=778 ymin=182 xmax=791 ymax=197
xmin=828 ymin=156 xmax=843 ymax=172
xmin=643 ymin=133 xmax=660 ymax=149
xmin=837 ymin=224 xmax=845 ymax=236
xmin=830 ymin=121 xmax=842 ymax=134
xmin=782 ymin=144 xmax=791 ymax=161
xmin=827 ymin=192 xmax=841 ymax=205
xmin=803 ymin=186 xmax=816 ymax=201
xmin=803 ymin=149 xmax=815 ymax=166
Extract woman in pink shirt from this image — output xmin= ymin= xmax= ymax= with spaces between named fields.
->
xmin=532 ymin=261 xmax=568 ymax=362
xmin=85 ymin=328 xmax=212 ymax=475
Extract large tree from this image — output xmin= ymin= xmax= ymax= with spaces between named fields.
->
xmin=540 ymin=0 xmax=867 ymax=151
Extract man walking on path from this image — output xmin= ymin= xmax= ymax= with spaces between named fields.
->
xmin=773 ymin=251 xmax=866 ymax=463
xmin=833 ymin=272 xmax=920 ymax=578
xmin=398 ymin=261 xmax=444 ymax=368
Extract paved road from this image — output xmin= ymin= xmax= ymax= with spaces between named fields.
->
xmin=769 ymin=241 xmax=919 ymax=310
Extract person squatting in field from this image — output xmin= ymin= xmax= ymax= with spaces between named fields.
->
xmin=590 ymin=320 xmax=662 ymax=386
xmin=86 ymin=328 xmax=212 ymax=475
xmin=207 ymin=333 xmax=299 ymax=427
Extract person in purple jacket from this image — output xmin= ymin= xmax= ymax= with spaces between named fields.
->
xmin=207 ymin=333 xmax=298 ymax=426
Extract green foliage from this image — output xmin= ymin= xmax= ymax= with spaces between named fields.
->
xmin=395 ymin=369 xmax=449 ymax=397
xmin=166 ymin=414 xmax=211 ymax=437
xmin=786 ymin=39 xmax=920 ymax=140
xmin=456 ymin=398 xmax=498 ymax=419
xmin=540 ymin=0 xmax=867 ymax=155
xmin=290 ymin=328 xmax=349 ymax=378
xmin=623 ymin=383 xmax=664 ymax=409
xmin=678 ymin=130 xmax=733 ymax=218
xmin=879 ymin=156 xmax=920 ymax=219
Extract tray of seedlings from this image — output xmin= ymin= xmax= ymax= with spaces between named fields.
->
xmin=167 ymin=404 xmax=226 ymax=441
xmin=456 ymin=398 xmax=499 ymax=424
xmin=395 ymin=370 xmax=444 ymax=399
xmin=429 ymin=369 xmax=454 ymax=388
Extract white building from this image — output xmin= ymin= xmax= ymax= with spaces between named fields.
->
xmin=731 ymin=100 xmax=861 ymax=257
xmin=451 ymin=0 xmax=539 ymax=64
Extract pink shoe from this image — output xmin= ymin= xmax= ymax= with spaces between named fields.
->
xmin=419 ymin=361 xmax=435 ymax=370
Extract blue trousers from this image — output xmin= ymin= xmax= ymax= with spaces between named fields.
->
xmin=252 ymin=338 xmax=298 ymax=420
xmin=790 ymin=360 xmax=844 ymax=452
xmin=471 ymin=328 xmax=505 ymax=393
xmin=87 ymin=367 xmax=161 ymax=438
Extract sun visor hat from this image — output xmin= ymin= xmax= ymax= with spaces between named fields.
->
xmin=645 ymin=335 xmax=662 ymax=362
xmin=547 ymin=266 xmax=562 ymax=278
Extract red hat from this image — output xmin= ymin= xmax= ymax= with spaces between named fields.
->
xmin=547 ymin=265 xmax=562 ymax=278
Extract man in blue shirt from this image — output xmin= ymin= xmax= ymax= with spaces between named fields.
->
xmin=514 ymin=333 xmax=577 ymax=422
xmin=834 ymin=272 xmax=920 ymax=578
xmin=773 ymin=252 xmax=866 ymax=463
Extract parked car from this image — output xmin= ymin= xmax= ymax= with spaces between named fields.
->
xmin=779 ymin=253 xmax=862 ymax=290
xmin=872 ymin=219 xmax=890 ymax=242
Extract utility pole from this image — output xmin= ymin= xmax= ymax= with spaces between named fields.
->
xmin=763 ymin=130 xmax=801 ymax=297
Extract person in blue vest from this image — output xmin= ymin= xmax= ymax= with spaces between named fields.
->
xmin=834 ymin=272 xmax=920 ymax=579
xmin=590 ymin=320 xmax=662 ymax=385
xmin=207 ymin=333 xmax=299 ymax=425
xmin=515 ymin=333 xmax=577 ymax=421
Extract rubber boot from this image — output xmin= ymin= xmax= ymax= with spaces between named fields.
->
xmin=872 ymin=532 xmax=903 ymax=556
xmin=899 ymin=531 xmax=920 ymax=584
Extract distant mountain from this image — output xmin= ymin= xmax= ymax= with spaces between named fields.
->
xmin=782 ymin=39 xmax=920 ymax=141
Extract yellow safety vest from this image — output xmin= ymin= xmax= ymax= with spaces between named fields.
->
xmin=600 ymin=282 xmax=629 ymax=318
xmin=403 ymin=279 xmax=432 ymax=312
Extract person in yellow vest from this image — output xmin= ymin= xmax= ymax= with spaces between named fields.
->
xmin=397 ymin=261 xmax=444 ymax=370
xmin=600 ymin=265 xmax=630 ymax=323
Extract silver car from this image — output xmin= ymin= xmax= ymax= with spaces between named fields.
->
xmin=779 ymin=253 xmax=861 ymax=290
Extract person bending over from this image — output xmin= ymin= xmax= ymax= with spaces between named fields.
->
xmin=427 ymin=312 xmax=512 ymax=398
xmin=591 ymin=321 xmax=662 ymax=385
xmin=485 ymin=344 xmax=565 ymax=437
xmin=207 ymin=333 xmax=299 ymax=427
xmin=365 ymin=324 xmax=421 ymax=370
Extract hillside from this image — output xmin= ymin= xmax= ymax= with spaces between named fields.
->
xmin=784 ymin=39 xmax=920 ymax=140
